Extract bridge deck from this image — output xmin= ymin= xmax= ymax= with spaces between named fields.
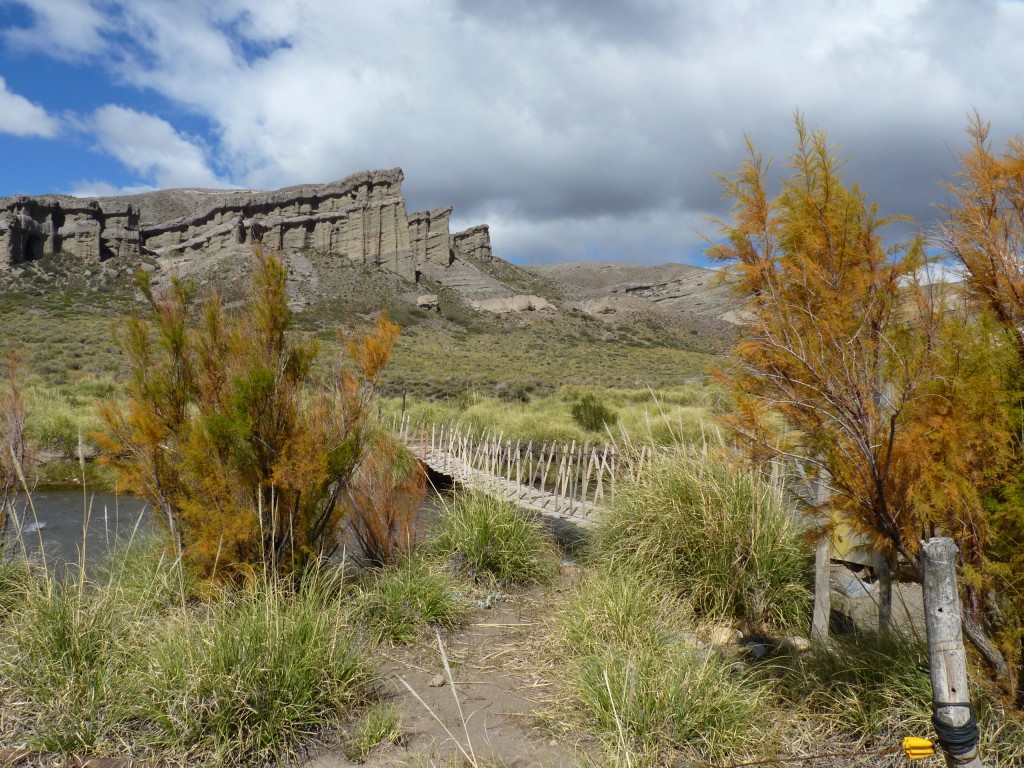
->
xmin=408 ymin=444 xmax=602 ymax=527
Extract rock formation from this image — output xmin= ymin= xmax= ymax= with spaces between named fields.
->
xmin=0 ymin=197 xmax=140 ymax=266
xmin=0 ymin=168 xmax=493 ymax=283
xmin=452 ymin=225 xmax=492 ymax=262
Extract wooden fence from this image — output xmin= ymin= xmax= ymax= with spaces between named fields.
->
xmin=390 ymin=414 xmax=652 ymax=523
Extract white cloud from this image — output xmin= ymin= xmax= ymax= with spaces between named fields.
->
xmin=0 ymin=76 xmax=59 ymax=137
xmin=2 ymin=0 xmax=107 ymax=59
xmin=4 ymin=0 xmax=1024 ymax=262
xmin=89 ymin=105 xmax=228 ymax=189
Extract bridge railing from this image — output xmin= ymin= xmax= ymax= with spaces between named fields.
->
xmin=388 ymin=413 xmax=653 ymax=520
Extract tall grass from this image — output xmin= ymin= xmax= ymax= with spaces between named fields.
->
xmin=591 ymin=447 xmax=811 ymax=634
xmin=0 ymin=539 xmax=372 ymax=765
xmin=354 ymin=555 xmax=466 ymax=644
xmin=138 ymin=569 xmax=370 ymax=765
xmin=382 ymin=384 xmax=722 ymax=446
xmin=771 ymin=632 xmax=931 ymax=740
xmin=557 ymin=569 xmax=765 ymax=766
xmin=433 ymin=492 xmax=558 ymax=587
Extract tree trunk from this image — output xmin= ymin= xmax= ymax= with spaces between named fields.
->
xmin=878 ymin=554 xmax=893 ymax=633
xmin=961 ymin=611 xmax=1013 ymax=690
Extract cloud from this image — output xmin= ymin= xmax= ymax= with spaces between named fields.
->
xmin=0 ymin=76 xmax=59 ymax=137
xmin=89 ymin=105 xmax=228 ymax=189
xmin=2 ymin=0 xmax=107 ymax=59
xmin=3 ymin=0 xmax=1024 ymax=263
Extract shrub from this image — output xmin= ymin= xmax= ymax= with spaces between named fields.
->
xmin=354 ymin=556 xmax=465 ymax=644
xmin=774 ymin=631 xmax=931 ymax=739
xmin=591 ymin=448 xmax=811 ymax=634
xmin=570 ymin=393 xmax=618 ymax=432
xmin=347 ymin=432 xmax=425 ymax=567
xmin=94 ymin=241 xmax=399 ymax=580
xmin=433 ymin=492 xmax=558 ymax=587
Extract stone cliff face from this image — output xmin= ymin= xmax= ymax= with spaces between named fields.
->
xmin=0 ymin=168 xmax=493 ymax=283
xmin=0 ymin=197 xmax=140 ymax=265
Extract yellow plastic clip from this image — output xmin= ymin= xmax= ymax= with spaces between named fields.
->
xmin=902 ymin=736 xmax=935 ymax=760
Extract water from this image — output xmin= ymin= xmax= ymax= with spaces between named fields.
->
xmin=5 ymin=490 xmax=151 ymax=566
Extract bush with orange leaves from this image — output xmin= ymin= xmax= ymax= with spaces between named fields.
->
xmin=95 ymin=240 xmax=400 ymax=581
xmin=347 ymin=432 xmax=426 ymax=567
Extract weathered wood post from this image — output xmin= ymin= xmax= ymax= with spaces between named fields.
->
xmin=921 ymin=537 xmax=983 ymax=768
xmin=811 ymin=475 xmax=831 ymax=643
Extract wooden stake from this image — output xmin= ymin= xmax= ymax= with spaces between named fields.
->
xmin=921 ymin=537 xmax=983 ymax=768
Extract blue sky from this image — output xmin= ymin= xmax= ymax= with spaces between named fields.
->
xmin=2 ymin=0 xmax=1024 ymax=265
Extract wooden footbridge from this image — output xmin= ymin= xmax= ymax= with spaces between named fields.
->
xmin=391 ymin=415 xmax=651 ymax=527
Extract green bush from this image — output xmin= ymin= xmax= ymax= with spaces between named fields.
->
xmin=570 ymin=393 xmax=618 ymax=432
xmin=0 ymin=543 xmax=372 ymax=765
xmin=433 ymin=492 xmax=558 ymax=587
xmin=591 ymin=448 xmax=811 ymax=634
xmin=354 ymin=556 xmax=465 ymax=644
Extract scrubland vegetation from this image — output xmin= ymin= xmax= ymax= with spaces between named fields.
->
xmin=6 ymin=113 xmax=1024 ymax=766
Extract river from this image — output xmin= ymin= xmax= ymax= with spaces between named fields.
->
xmin=4 ymin=490 xmax=151 ymax=567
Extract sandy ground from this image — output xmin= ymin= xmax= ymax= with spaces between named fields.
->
xmin=305 ymin=588 xmax=582 ymax=768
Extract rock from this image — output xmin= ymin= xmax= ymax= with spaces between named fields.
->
xmin=451 ymin=224 xmax=492 ymax=262
xmin=416 ymin=294 xmax=439 ymax=310
xmin=779 ymin=635 xmax=812 ymax=654
xmin=471 ymin=295 xmax=554 ymax=314
xmin=741 ymin=640 xmax=770 ymax=659
xmin=428 ymin=674 xmax=447 ymax=688
xmin=704 ymin=625 xmax=742 ymax=646
xmin=0 ymin=169 xmax=494 ymax=286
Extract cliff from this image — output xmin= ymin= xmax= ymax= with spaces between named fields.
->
xmin=0 ymin=168 xmax=493 ymax=283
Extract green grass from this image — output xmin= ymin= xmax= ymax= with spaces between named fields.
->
xmin=383 ymin=383 xmax=724 ymax=446
xmin=0 ymin=539 xmax=373 ymax=766
xmin=138 ymin=569 xmax=370 ymax=765
xmin=433 ymin=492 xmax=559 ymax=587
xmin=354 ymin=555 xmax=467 ymax=644
xmin=591 ymin=446 xmax=811 ymax=634
xmin=557 ymin=568 xmax=765 ymax=766
xmin=770 ymin=631 xmax=932 ymax=740
xmin=383 ymin=320 xmax=721 ymax=400
xmin=345 ymin=702 xmax=402 ymax=762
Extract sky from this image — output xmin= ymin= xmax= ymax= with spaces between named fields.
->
xmin=1 ymin=0 xmax=1023 ymax=266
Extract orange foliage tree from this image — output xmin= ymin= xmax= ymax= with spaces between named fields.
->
xmin=96 ymin=238 xmax=399 ymax=580
xmin=941 ymin=114 xmax=1024 ymax=698
xmin=709 ymin=117 xmax=1014 ymax=672
xmin=347 ymin=432 xmax=426 ymax=567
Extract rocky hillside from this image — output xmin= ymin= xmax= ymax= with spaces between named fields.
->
xmin=0 ymin=170 xmax=741 ymax=363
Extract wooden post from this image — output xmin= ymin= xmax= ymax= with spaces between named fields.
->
xmin=811 ymin=536 xmax=831 ymax=643
xmin=811 ymin=476 xmax=831 ymax=643
xmin=921 ymin=537 xmax=983 ymax=768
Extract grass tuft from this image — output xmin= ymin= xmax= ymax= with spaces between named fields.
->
xmin=592 ymin=447 xmax=811 ymax=634
xmin=433 ymin=492 xmax=558 ymax=587
xmin=354 ymin=555 xmax=466 ymax=644
xmin=345 ymin=702 xmax=402 ymax=762
xmin=137 ymin=568 xmax=370 ymax=765
xmin=558 ymin=568 xmax=764 ymax=765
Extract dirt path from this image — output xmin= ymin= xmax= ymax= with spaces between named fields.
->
xmin=306 ymin=589 xmax=582 ymax=767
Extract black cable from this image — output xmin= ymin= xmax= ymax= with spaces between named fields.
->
xmin=932 ymin=701 xmax=980 ymax=758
